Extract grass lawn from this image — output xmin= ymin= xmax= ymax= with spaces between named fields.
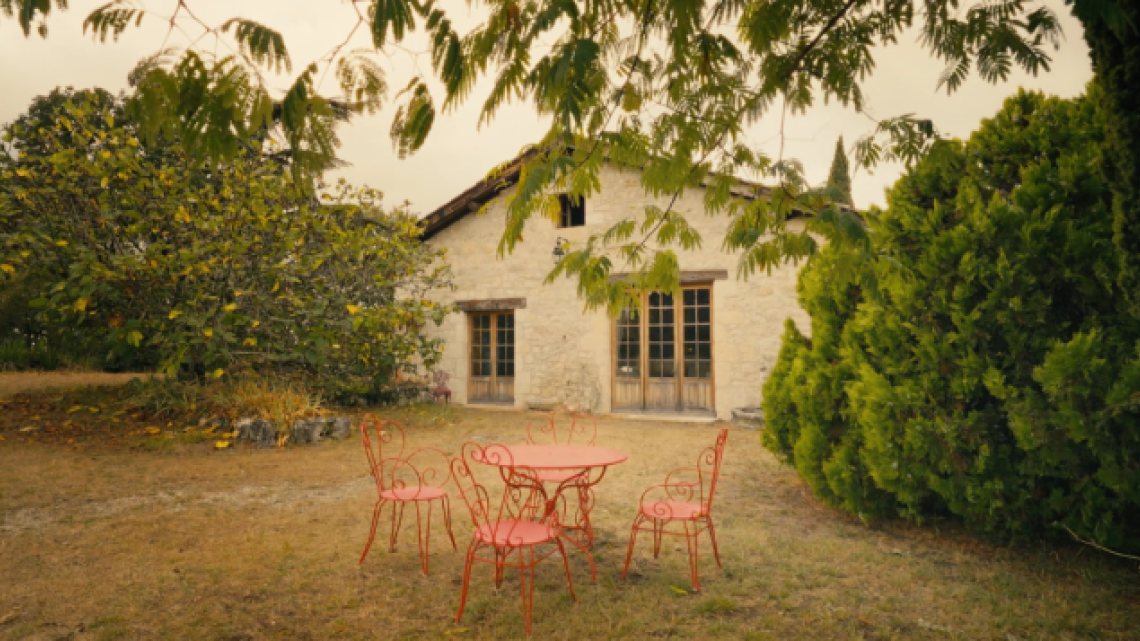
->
xmin=0 ymin=396 xmax=1137 ymax=640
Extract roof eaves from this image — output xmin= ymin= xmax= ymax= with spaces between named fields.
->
xmin=419 ymin=148 xmax=779 ymax=240
xmin=420 ymin=150 xmax=537 ymax=240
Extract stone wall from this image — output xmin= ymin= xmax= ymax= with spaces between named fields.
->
xmin=422 ymin=164 xmax=811 ymax=420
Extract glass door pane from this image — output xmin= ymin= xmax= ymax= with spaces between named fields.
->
xmin=645 ymin=292 xmax=677 ymax=410
xmin=616 ymin=306 xmax=641 ymax=378
xmin=681 ymin=287 xmax=713 ymax=411
xmin=683 ymin=288 xmax=712 ymax=379
xmin=469 ymin=313 xmax=494 ymax=402
xmin=493 ymin=313 xmax=515 ymax=402
xmin=495 ymin=313 xmax=515 ymax=377
xmin=646 ymin=292 xmax=675 ymax=378
xmin=470 ymin=313 xmax=492 ymax=377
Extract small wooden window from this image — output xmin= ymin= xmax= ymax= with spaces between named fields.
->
xmin=558 ymin=194 xmax=585 ymax=228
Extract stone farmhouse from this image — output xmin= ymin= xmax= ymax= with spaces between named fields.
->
xmin=419 ymin=154 xmax=811 ymax=421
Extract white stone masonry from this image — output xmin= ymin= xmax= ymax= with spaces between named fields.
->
xmin=422 ymin=164 xmax=811 ymax=420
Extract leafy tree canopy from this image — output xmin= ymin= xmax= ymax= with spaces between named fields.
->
xmin=8 ymin=0 xmax=1134 ymax=308
xmin=0 ymin=89 xmax=452 ymax=393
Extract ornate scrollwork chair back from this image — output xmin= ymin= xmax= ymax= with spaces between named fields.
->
xmin=622 ymin=428 xmax=730 ymax=592
xmin=358 ymin=415 xmax=456 ymax=575
xmin=524 ymin=411 xmax=558 ymax=445
xmin=452 ymin=441 xmax=579 ymax=636
xmin=360 ymin=414 xmax=405 ymax=487
xmin=525 ymin=408 xmax=598 ymax=447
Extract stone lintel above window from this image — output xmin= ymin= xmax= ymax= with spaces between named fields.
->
xmin=608 ymin=270 xmax=728 ymax=284
xmin=455 ymin=298 xmax=527 ymax=312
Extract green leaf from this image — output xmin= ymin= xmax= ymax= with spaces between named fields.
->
xmin=221 ymin=18 xmax=292 ymax=73
xmin=370 ymin=0 xmax=416 ymax=48
xmin=82 ymin=1 xmax=143 ymax=43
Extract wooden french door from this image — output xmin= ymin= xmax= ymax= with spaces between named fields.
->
xmin=613 ymin=286 xmax=713 ymax=412
xmin=468 ymin=312 xmax=515 ymax=403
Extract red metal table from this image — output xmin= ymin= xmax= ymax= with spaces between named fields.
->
xmin=494 ymin=444 xmax=628 ymax=472
xmin=475 ymin=444 xmax=628 ymax=575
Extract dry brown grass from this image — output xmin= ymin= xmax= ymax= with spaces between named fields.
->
xmin=0 ymin=401 xmax=1138 ymax=640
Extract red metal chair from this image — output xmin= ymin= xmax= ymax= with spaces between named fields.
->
xmin=359 ymin=414 xmax=457 ymax=575
xmin=431 ymin=369 xmax=452 ymax=403
xmin=524 ymin=408 xmax=598 ymax=447
xmin=524 ymin=409 xmax=600 ymax=545
xmin=621 ymin=428 xmax=728 ymax=591
xmin=451 ymin=442 xmax=578 ymax=636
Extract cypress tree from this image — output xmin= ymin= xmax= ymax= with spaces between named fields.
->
xmin=1081 ymin=2 xmax=1140 ymax=318
xmin=825 ymin=136 xmax=854 ymax=208
xmin=763 ymin=88 xmax=1140 ymax=551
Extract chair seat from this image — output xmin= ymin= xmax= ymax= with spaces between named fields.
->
xmin=380 ymin=486 xmax=446 ymax=502
xmin=476 ymin=520 xmax=558 ymax=546
xmin=640 ymin=500 xmax=706 ymax=520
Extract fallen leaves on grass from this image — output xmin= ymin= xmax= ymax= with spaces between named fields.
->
xmin=0 ymin=392 xmax=217 ymax=450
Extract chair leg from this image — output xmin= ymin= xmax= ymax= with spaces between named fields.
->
xmin=414 ymin=500 xmax=431 ymax=576
xmin=359 ymin=498 xmax=387 ymax=565
xmin=621 ymin=512 xmax=646 ymax=579
xmin=706 ymin=515 xmax=722 ymax=568
xmin=441 ymin=495 xmax=458 ymax=551
xmin=519 ymin=547 xmax=535 ymax=636
xmin=455 ymin=539 xmax=478 ymax=623
xmin=554 ymin=536 xmax=577 ymax=602
xmin=494 ymin=547 xmax=506 ymax=589
xmin=389 ymin=501 xmax=406 ymax=552
xmin=652 ymin=519 xmax=664 ymax=559
xmin=684 ymin=520 xmax=701 ymax=592
xmin=559 ymin=531 xmax=597 ymax=582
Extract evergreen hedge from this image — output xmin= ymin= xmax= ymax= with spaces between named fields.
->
xmin=763 ymin=86 xmax=1140 ymax=550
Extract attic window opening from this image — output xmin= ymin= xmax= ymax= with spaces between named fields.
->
xmin=558 ymin=194 xmax=586 ymax=228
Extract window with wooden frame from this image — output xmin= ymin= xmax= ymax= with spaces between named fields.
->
xmin=557 ymin=194 xmax=585 ymax=228
xmin=468 ymin=311 xmax=515 ymax=403
xmin=612 ymin=285 xmax=714 ymax=413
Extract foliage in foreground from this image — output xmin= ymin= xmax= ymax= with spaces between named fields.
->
xmin=763 ymin=87 xmax=1140 ymax=551
xmin=0 ymin=90 xmax=452 ymax=395
xmin=12 ymin=0 xmax=1127 ymax=308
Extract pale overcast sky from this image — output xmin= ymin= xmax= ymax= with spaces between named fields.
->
xmin=0 ymin=0 xmax=1094 ymax=213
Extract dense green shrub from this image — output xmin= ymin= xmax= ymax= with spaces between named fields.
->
xmin=763 ymin=87 xmax=1140 ymax=550
xmin=0 ymin=91 xmax=452 ymax=391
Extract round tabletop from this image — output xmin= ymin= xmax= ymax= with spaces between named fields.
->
xmin=477 ymin=444 xmax=628 ymax=470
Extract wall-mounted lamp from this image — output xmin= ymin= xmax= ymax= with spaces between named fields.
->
xmin=552 ymin=237 xmax=568 ymax=264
